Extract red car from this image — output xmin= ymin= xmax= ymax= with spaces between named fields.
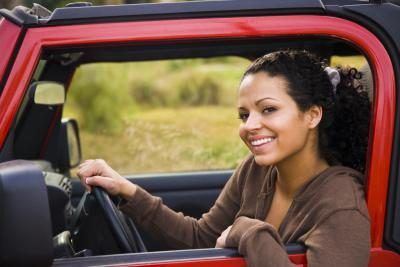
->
xmin=1 ymin=0 xmax=400 ymax=266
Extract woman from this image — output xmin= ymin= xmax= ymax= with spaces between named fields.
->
xmin=78 ymin=50 xmax=371 ymax=266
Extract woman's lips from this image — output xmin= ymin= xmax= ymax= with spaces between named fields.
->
xmin=250 ymin=137 xmax=275 ymax=146
xmin=248 ymin=136 xmax=276 ymax=153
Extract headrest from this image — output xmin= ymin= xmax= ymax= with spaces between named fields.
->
xmin=0 ymin=160 xmax=53 ymax=266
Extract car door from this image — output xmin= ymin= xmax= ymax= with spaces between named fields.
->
xmin=1 ymin=0 xmax=400 ymax=266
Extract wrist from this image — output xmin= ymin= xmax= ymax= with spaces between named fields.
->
xmin=120 ymin=180 xmax=137 ymax=200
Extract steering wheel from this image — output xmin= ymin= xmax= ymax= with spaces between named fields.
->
xmin=92 ymin=187 xmax=147 ymax=253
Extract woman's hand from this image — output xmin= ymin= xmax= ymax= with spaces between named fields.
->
xmin=215 ymin=225 xmax=232 ymax=248
xmin=77 ymin=159 xmax=137 ymax=200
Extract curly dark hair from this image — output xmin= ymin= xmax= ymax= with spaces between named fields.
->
xmin=243 ymin=50 xmax=371 ymax=173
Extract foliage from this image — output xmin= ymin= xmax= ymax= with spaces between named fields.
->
xmin=64 ymin=57 xmax=250 ymax=172
xmin=78 ymin=107 xmax=249 ymax=174
xmin=66 ymin=58 xmax=248 ymax=132
xmin=66 ymin=63 xmax=135 ymax=133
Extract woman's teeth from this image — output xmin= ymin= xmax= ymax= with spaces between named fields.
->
xmin=251 ymin=137 xmax=274 ymax=146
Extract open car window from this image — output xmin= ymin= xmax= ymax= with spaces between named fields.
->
xmin=64 ymin=57 xmax=250 ymax=175
xmin=57 ymin=40 xmax=372 ymax=176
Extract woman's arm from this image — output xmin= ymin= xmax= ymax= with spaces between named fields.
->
xmin=119 ymin=174 xmax=241 ymax=249
xmin=77 ymin=157 xmax=253 ymax=249
xmin=224 ymin=209 xmax=370 ymax=267
xmin=226 ymin=216 xmax=295 ymax=267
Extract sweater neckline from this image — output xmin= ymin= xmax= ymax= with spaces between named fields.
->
xmin=260 ymin=165 xmax=358 ymax=202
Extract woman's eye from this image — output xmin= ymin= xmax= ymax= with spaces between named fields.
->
xmin=238 ymin=113 xmax=249 ymax=122
xmin=263 ymin=107 xmax=276 ymax=113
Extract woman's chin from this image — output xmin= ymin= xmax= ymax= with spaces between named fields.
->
xmin=253 ymin=154 xmax=277 ymax=166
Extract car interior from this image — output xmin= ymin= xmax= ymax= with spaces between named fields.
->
xmin=0 ymin=35 xmax=373 ymax=265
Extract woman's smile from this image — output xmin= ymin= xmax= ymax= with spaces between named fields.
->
xmin=248 ymin=135 xmax=276 ymax=153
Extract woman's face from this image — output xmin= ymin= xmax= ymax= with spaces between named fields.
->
xmin=238 ymin=72 xmax=318 ymax=166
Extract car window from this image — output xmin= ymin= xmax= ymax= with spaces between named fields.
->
xmin=63 ymin=57 xmax=250 ymax=174
xmin=63 ymin=54 xmax=372 ymax=175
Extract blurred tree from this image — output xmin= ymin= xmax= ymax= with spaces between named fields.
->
xmin=0 ymin=0 xmax=23 ymax=9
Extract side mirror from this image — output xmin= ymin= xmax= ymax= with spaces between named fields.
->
xmin=56 ymin=119 xmax=82 ymax=174
xmin=31 ymin=81 xmax=65 ymax=105
xmin=42 ymin=118 xmax=82 ymax=174
xmin=63 ymin=118 xmax=82 ymax=168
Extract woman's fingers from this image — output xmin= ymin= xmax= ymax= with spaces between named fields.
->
xmin=85 ymin=175 xmax=120 ymax=196
xmin=215 ymin=225 xmax=232 ymax=248
xmin=215 ymin=236 xmax=224 ymax=248
xmin=81 ymin=181 xmax=92 ymax=192
xmin=78 ymin=159 xmax=103 ymax=176
xmin=78 ymin=159 xmax=96 ymax=170
xmin=77 ymin=159 xmax=110 ymax=184
xmin=77 ymin=163 xmax=92 ymax=191
xmin=77 ymin=159 xmax=131 ymax=197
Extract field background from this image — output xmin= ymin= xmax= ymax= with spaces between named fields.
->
xmin=64 ymin=55 xmax=367 ymax=174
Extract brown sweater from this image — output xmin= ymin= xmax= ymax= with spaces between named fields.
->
xmin=120 ymin=155 xmax=370 ymax=267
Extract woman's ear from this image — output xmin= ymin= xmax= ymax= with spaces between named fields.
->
xmin=307 ymin=105 xmax=323 ymax=129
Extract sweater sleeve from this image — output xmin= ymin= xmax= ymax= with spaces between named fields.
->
xmin=226 ymin=216 xmax=295 ymax=267
xmin=118 ymin=156 xmax=252 ymax=249
xmin=304 ymin=209 xmax=370 ymax=267
xmin=225 ymin=209 xmax=370 ymax=267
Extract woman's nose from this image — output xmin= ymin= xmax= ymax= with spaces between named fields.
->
xmin=244 ymin=113 xmax=262 ymax=130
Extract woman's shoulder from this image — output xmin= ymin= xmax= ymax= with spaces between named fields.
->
xmin=320 ymin=165 xmax=365 ymax=202
xmin=296 ymin=166 xmax=368 ymax=217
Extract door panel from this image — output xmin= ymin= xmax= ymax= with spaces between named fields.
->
xmin=128 ymin=170 xmax=232 ymax=218
xmin=72 ymin=170 xmax=232 ymax=215
xmin=71 ymin=170 xmax=232 ymax=251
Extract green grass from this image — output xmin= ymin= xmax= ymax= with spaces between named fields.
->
xmin=65 ymin=57 xmax=251 ymax=174
xmin=66 ymin=57 xmax=248 ymax=132
xmin=78 ymin=106 xmax=249 ymax=174
xmin=65 ymin=55 xmax=367 ymax=175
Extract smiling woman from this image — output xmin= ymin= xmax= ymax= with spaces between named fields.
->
xmin=239 ymin=51 xmax=370 ymax=173
xmin=77 ymin=50 xmax=371 ymax=267
xmin=3 ymin=0 xmax=400 ymax=265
